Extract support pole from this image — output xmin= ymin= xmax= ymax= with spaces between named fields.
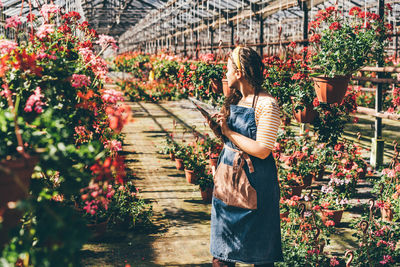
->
xmin=259 ymin=15 xmax=264 ymax=58
xmin=230 ymin=22 xmax=235 ymax=47
xmin=210 ymin=28 xmax=214 ymax=53
xmin=300 ymin=0 xmax=309 ymax=133
xmin=183 ymin=34 xmax=187 ymax=57
xmin=370 ymin=0 xmax=386 ymax=168
xmin=195 ymin=30 xmax=199 ymax=59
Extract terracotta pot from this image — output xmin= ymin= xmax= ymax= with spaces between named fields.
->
xmin=87 ymin=220 xmax=108 ymax=240
xmin=175 ymin=158 xmax=184 ymax=170
xmin=312 ymin=75 xmax=351 ymax=104
xmin=200 ymin=187 xmax=213 ymax=203
xmin=316 ymin=166 xmax=325 ymax=181
xmin=293 ymin=104 xmax=317 ymax=123
xmin=210 ymin=79 xmax=223 ymax=94
xmin=222 ymin=79 xmax=231 ymax=97
xmin=185 ymin=169 xmax=197 ymax=184
xmin=0 ymin=156 xmax=38 ymax=248
xmin=209 ymin=158 xmax=218 ymax=169
xmin=380 ymin=207 xmax=393 ymax=222
xmin=285 ymin=185 xmax=304 ymax=197
xmin=320 ymin=209 xmax=344 ymax=226
xmin=302 ymin=174 xmax=315 ymax=187
xmin=280 ymin=211 xmax=289 ymax=219
xmin=169 ymin=152 xmax=175 ymax=161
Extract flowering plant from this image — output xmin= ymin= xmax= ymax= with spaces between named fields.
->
xmin=311 ymin=89 xmax=358 ymax=145
xmin=309 ymin=5 xmax=392 ymax=77
xmin=373 ymin=162 xmax=400 ymax=222
xmin=0 ymin=5 xmax=131 ymax=266
xmin=350 ymin=211 xmax=400 ymax=266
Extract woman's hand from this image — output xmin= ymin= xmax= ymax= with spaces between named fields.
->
xmin=205 ymin=113 xmax=223 ymax=138
xmin=215 ymin=113 xmax=231 ymax=136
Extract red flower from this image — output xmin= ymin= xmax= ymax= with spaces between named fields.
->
xmin=329 ymin=22 xmax=341 ymax=31
xmin=385 ymin=3 xmax=392 ymax=11
xmin=291 ymin=72 xmax=304 ymax=80
xmin=349 ymin=7 xmax=361 ymax=16
xmin=312 ymin=98 xmax=320 ymax=107
xmin=310 ymin=34 xmax=321 ymax=43
xmin=325 ymin=220 xmax=335 ymax=227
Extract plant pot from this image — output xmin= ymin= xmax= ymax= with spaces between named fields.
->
xmin=302 ymin=174 xmax=315 ymax=187
xmin=312 ymin=75 xmax=351 ymax=104
xmin=175 ymin=158 xmax=184 ymax=170
xmin=185 ymin=169 xmax=197 ymax=184
xmin=316 ymin=166 xmax=325 ymax=181
xmin=380 ymin=207 xmax=393 ymax=222
xmin=293 ymin=104 xmax=317 ymax=123
xmin=0 ymin=156 xmax=38 ymax=248
xmin=87 ymin=220 xmax=108 ymax=240
xmin=210 ymin=79 xmax=223 ymax=94
xmin=222 ymin=79 xmax=231 ymax=97
xmin=285 ymin=185 xmax=304 ymax=197
xmin=169 ymin=152 xmax=175 ymax=161
xmin=200 ymin=187 xmax=213 ymax=203
xmin=320 ymin=209 xmax=344 ymax=226
xmin=209 ymin=158 xmax=218 ymax=169
xmin=280 ymin=211 xmax=289 ymax=219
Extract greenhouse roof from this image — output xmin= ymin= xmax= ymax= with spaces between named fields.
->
xmin=0 ymin=0 xmax=399 ymax=46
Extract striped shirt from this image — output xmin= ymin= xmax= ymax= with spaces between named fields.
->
xmin=238 ymin=96 xmax=281 ymax=150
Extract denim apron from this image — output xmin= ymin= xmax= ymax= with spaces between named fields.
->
xmin=210 ymin=99 xmax=283 ymax=264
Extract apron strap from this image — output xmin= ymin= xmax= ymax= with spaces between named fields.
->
xmin=251 ymin=91 xmax=259 ymax=109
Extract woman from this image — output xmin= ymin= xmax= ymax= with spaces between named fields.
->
xmin=207 ymin=46 xmax=283 ymax=267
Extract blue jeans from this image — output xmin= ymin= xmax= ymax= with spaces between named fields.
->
xmin=212 ymin=258 xmax=274 ymax=267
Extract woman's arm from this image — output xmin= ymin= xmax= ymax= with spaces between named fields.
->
xmin=224 ymin=129 xmax=272 ymax=159
xmin=214 ymin=113 xmax=271 ymax=159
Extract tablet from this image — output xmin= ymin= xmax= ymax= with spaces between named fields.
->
xmin=189 ymin=98 xmax=221 ymax=133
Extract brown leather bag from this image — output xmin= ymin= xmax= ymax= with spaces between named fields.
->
xmin=213 ymin=145 xmax=257 ymax=210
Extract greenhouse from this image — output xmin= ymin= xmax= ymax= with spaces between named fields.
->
xmin=0 ymin=0 xmax=400 ymax=266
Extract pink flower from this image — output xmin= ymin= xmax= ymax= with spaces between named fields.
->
xmin=104 ymin=139 xmax=122 ymax=152
xmin=40 ymin=4 xmax=61 ymax=21
xmin=71 ymin=74 xmax=91 ymax=88
xmin=330 ymin=257 xmax=340 ymax=266
xmin=101 ymin=89 xmax=124 ymax=104
xmin=0 ymin=39 xmax=17 ymax=55
xmin=199 ymin=53 xmax=215 ymax=62
xmin=0 ymin=84 xmax=11 ymax=98
xmin=380 ymin=255 xmax=393 ymax=265
xmin=96 ymin=34 xmax=118 ymax=51
xmin=36 ymin=24 xmax=54 ymax=38
xmin=5 ymin=16 xmax=22 ymax=29
xmin=189 ymin=64 xmax=197 ymax=71
xmin=24 ymin=87 xmax=45 ymax=113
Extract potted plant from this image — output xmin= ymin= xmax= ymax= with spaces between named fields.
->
xmin=350 ymin=212 xmax=400 ymax=266
xmin=316 ymin=188 xmax=350 ymax=226
xmin=184 ymin=153 xmax=206 ymax=185
xmin=309 ymin=5 xmax=391 ymax=103
xmin=373 ymin=162 xmax=400 ymax=222
xmin=197 ymin=171 xmax=214 ymax=203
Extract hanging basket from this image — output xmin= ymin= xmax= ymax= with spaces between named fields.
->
xmin=312 ymin=75 xmax=351 ymax=104
xmin=380 ymin=207 xmax=393 ymax=222
xmin=293 ymin=103 xmax=317 ymax=123
xmin=222 ymin=79 xmax=231 ymax=97
xmin=0 ymin=156 xmax=38 ymax=248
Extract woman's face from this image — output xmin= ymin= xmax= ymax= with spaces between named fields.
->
xmin=226 ymin=58 xmax=239 ymax=89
